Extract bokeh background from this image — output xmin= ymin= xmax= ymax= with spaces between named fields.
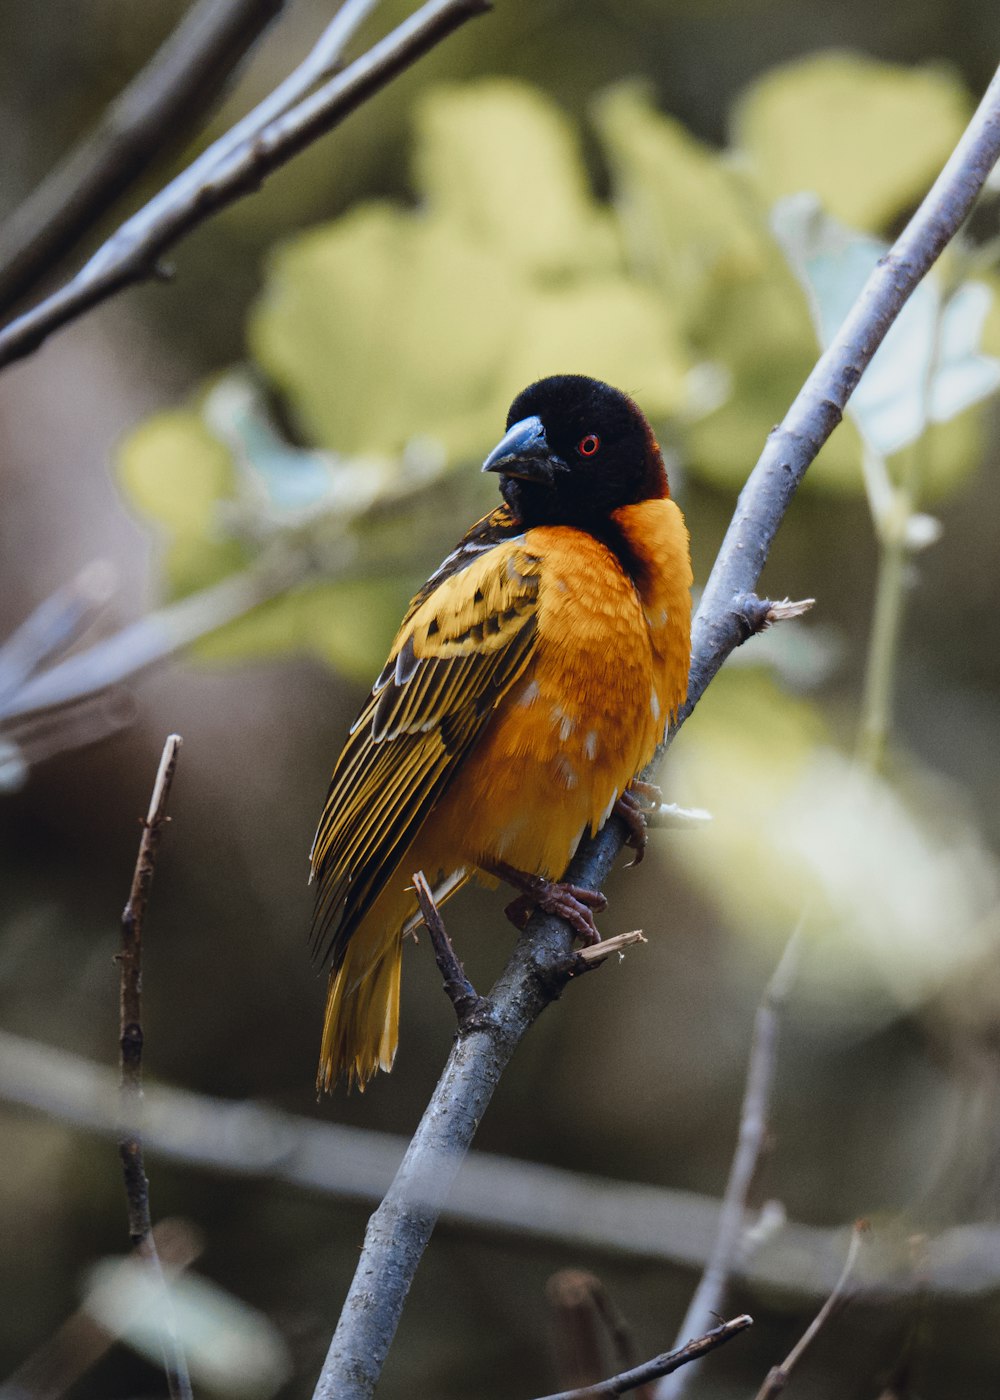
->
xmin=3 ymin=1 xmax=1000 ymax=1396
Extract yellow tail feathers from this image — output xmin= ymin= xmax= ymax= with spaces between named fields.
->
xmin=317 ymin=935 xmax=403 ymax=1094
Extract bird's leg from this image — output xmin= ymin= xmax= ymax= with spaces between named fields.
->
xmin=487 ymin=860 xmax=607 ymax=946
xmin=614 ymin=780 xmax=662 ymax=868
xmin=412 ymin=871 xmax=491 ymax=1029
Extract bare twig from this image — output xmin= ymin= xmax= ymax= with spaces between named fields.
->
xmin=0 ymin=0 xmax=284 ymax=312
xmin=118 ymin=735 xmax=189 ymax=1400
xmin=413 ymin=870 xmax=488 ymax=1024
xmin=316 ymin=66 xmax=1000 ymax=1400
xmin=752 ymin=1223 xmax=867 ymax=1400
xmin=0 ymin=0 xmax=491 ymax=371
xmin=655 ymin=929 xmax=800 ymax=1400
xmin=575 ymin=930 xmax=646 ymax=964
xmin=532 ymin=1315 xmax=753 ymax=1400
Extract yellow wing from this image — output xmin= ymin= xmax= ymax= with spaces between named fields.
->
xmin=310 ymin=530 xmax=542 ymax=967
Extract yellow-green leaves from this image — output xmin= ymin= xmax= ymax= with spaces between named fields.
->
xmin=734 ymin=52 xmax=971 ymax=230
xmin=414 ymin=80 xmax=620 ymax=277
xmin=249 ymin=80 xmax=693 ymax=468
xmin=672 ymin=672 xmax=1000 ymax=1023
xmin=118 ymin=411 xmax=248 ymax=595
xmin=118 ymin=61 xmax=998 ymax=684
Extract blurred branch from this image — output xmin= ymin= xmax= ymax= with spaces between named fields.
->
xmin=0 ymin=556 xmax=300 ymax=726
xmin=6 ymin=1030 xmax=1000 ymax=1299
xmin=0 ymin=0 xmax=284 ymax=313
xmin=318 ymin=62 xmax=1000 ymax=1400
xmin=117 ymin=735 xmax=190 ymax=1400
xmin=0 ymin=1219 xmax=201 ymax=1400
xmin=532 ymin=1315 xmax=753 ymax=1400
xmin=547 ymin=1271 xmax=652 ymax=1400
xmin=752 ymin=1223 xmax=866 ymax=1400
xmin=0 ymin=561 xmax=115 ymax=711
xmin=0 ymin=0 xmax=490 ymax=372
xmin=656 ymin=929 xmax=800 ymax=1400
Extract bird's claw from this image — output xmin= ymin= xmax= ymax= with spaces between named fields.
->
xmin=615 ymin=782 xmax=661 ymax=867
xmin=502 ymin=877 xmax=606 ymax=945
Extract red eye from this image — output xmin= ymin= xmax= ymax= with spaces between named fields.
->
xmin=578 ymin=434 xmax=600 ymax=457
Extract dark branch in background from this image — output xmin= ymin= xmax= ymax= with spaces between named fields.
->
xmin=0 ymin=0 xmax=491 ymax=372
xmin=532 ymin=1315 xmax=753 ymax=1400
xmin=0 ymin=0 xmax=284 ymax=314
xmin=656 ymin=929 xmax=800 ymax=1400
xmin=546 ymin=1271 xmax=654 ymax=1400
xmin=118 ymin=735 xmax=189 ymax=1400
xmin=752 ymin=1224 xmax=866 ymax=1400
xmin=315 ymin=65 xmax=1000 ymax=1400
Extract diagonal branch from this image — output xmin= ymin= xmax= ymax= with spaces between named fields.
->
xmin=0 ymin=0 xmax=491 ymax=372
xmin=532 ymin=1315 xmax=753 ymax=1400
xmin=0 ymin=0 xmax=284 ymax=313
xmin=752 ymin=1223 xmax=866 ymax=1400
xmin=655 ymin=928 xmax=800 ymax=1400
xmin=315 ymin=63 xmax=1000 ymax=1400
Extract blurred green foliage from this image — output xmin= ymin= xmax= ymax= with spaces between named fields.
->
xmin=113 ymin=53 xmax=1000 ymax=1022
xmin=118 ymin=55 xmax=994 ymax=667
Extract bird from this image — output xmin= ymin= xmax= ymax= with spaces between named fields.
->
xmin=309 ymin=374 xmax=692 ymax=1092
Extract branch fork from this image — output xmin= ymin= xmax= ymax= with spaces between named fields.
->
xmin=412 ymin=871 xmax=492 ymax=1031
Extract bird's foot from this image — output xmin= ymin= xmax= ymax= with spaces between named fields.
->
xmin=614 ymin=781 xmax=662 ymax=867
xmin=491 ymin=861 xmax=606 ymax=945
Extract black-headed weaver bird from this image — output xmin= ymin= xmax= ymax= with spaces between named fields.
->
xmin=310 ymin=375 xmax=693 ymax=1091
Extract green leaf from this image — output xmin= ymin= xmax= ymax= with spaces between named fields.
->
xmin=595 ymin=83 xmax=769 ymax=334
xmin=414 ymin=79 xmax=620 ymax=277
xmin=733 ymin=52 xmax=971 ymax=232
xmin=117 ymin=411 xmax=252 ymax=594
xmin=193 ymin=574 xmax=419 ymax=684
xmin=774 ymin=197 xmax=1000 ymax=492
xmin=118 ymin=411 xmax=236 ymax=538
xmin=249 ymin=204 xmax=519 ymax=462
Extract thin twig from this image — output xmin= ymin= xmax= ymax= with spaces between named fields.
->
xmin=0 ymin=0 xmax=491 ymax=371
xmin=0 ymin=0 xmax=284 ymax=312
xmin=413 ymin=871 xmax=488 ymax=1024
xmin=655 ymin=928 xmax=800 ymax=1400
xmin=315 ymin=66 xmax=1000 ymax=1400
xmin=118 ymin=734 xmax=190 ymax=1400
xmin=752 ymin=1223 xmax=867 ymax=1400
xmin=575 ymin=930 xmax=646 ymax=964
xmin=531 ymin=1315 xmax=753 ymax=1400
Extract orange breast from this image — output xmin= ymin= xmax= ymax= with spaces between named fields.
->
xmin=426 ymin=497 xmax=692 ymax=881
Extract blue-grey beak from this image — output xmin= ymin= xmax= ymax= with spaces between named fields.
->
xmin=482 ymin=415 xmax=568 ymax=484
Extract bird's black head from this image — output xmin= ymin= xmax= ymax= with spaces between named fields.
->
xmin=482 ymin=375 xmax=668 ymax=529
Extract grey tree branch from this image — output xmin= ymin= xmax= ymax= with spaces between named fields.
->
xmin=5 ymin=1029 xmax=1000 ymax=1300
xmin=656 ymin=929 xmax=800 ymax=1400
xmin=117 ymin=734 xmax=189 ymax=1400
xmin=0 ymin=0 xmax=491 ymax=371
xmin=316 ymin=63 xmax=1000 ymax=1400
xmin=0 ymin=0 xmax=284 ymax=313
xmin=532 ymin=1315 xmax=753 ymax=1400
